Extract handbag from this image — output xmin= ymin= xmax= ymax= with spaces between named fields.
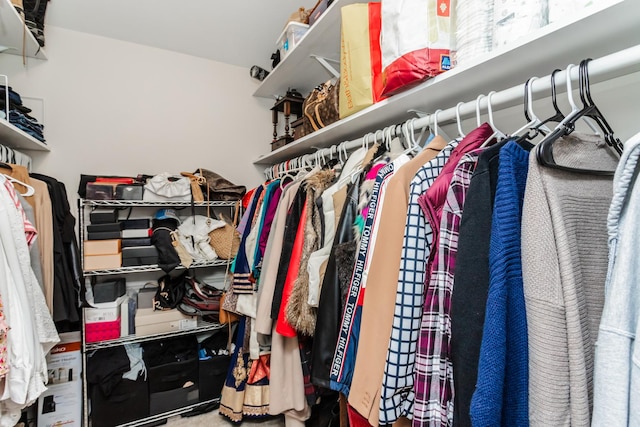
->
xmin=208 ymin=201 xmax=241 ymax=261
xmin=300 ymin=79 xmax=340 ymax=138
xmin=196 ymin=168 xmax=246 ymax=201
xmin=180 ymin=171 xmax=206 ymax=202
xmin=153 ymin=272 xmax=187 ymax=311
xmin=143 ymin=173 xmax=191 ymax=201
xmin=219 ymin=292 xmax=240 ymax=324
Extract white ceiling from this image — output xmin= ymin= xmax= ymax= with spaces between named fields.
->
xmin=45 ymin=0 xmax=316 ymax=69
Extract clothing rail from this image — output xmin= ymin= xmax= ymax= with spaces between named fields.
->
xmin=264 ymin=44 xmax=640 ymax=179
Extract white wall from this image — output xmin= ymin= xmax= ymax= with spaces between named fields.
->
xmin=0 ymin=26 xmax=273 ymax=203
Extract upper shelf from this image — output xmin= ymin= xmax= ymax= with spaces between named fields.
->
xmin=0 ymin=118 xmax=49 ymax=151
xmin=0 ymin=0 xmax=47 ymax=60
xmin=253 ymin=0 xmax=640 ymax=165
xmin=252 ymin=0 xmax=376 ymax=99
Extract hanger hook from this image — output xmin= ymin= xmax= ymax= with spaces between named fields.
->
xmin=475 ymin=94 xmax=486 ymax=127
xmin=566 ymin=64 xmax=578 ymax=113
xmin=550 ymin=69 xmax=563 ymax=116
xmin=526 ymin=77 xmax=539 ymax=123
xmin=432 ymin=109 xmax=442 ymax=137
xmin=523 ymin=77 xmax=534 ymax=123
xmin=455 ymin=101 xmax=466 ymax=138
xmin=487 ymin=91 xmax=501 ymax=134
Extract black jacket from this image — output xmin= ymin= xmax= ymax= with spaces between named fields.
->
xmin=310 ymin=177 xmax=361 ymax=388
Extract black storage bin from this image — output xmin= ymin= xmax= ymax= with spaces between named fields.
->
xmin=149 ymin=383 xmax=199 ymax=415
xmin=90 ymin=375 xmax=149 ymax=427
xmin=87 ymin=222 xmax=123 ymax=233
xmin=147 ymin=357 xmax=198 ymax=393
xmin=199 ymin=355 xmax=231 ymax=401
xmin=143 ymin=336 xmax=199 ymax=394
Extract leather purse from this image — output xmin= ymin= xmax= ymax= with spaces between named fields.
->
xmin=300 ymin=79 xmax=340 ymax=138
xmin=195 ymin=168 xmax=246 ymax=201
xmin=178 ymin=276 xmax=223 ymax=321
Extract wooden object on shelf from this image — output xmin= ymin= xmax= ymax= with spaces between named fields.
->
xmin=291 ymin=117 xmax=305 ymax=140
xmin=271 ymin=90 xmax=304 ymax=150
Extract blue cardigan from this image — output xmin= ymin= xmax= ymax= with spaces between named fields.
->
xmin=470 ymin=140 xmax=531 ymax=426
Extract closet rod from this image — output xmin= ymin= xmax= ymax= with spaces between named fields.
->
xmin=265 ymin=44 xmax=640 ymax=177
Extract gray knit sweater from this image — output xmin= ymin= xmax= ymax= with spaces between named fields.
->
xmin=521 ymin=133 xmax=618 ymax=426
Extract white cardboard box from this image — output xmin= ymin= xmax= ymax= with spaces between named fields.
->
xmin=134 ymin=308 xmax=197 ymax=336
xmin=37 ymin=332 xmax=82 ymax=427
xmin=85 ymin=295 xmax=128 ymax=323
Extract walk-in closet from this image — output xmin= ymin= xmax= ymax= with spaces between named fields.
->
xmin=0 ymin=0 xmax=639 ymax=426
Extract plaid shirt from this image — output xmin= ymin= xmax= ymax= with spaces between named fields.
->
xmin=378 ymin=140 xmax=459 ymax=423
xmin=413 ymin=151 xmax=481 ymax=427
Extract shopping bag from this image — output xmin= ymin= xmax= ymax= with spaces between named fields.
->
xmin=338 ymin=3 xmax=383 ymax=119
xmin=380 ymin=0 xmax=454 ymax=97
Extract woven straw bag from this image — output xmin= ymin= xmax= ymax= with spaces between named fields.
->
xmin=208 ymin=201 xmax=241 ymax=260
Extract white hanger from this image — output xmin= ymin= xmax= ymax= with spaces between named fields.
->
xmin=481 ymin=91 xmax=507 ymax=147
xmin=475 ymin=94 xmax=486 ymax=127
xmin=432 ymin=109 xmax=443 ymax=137
xmin=511 ymin=76 xmax=552 ymax=137
xmin=2 ymin=173 xmax=35 ymax=197
xmin=455 ymin=102 xmax=466 ymax=139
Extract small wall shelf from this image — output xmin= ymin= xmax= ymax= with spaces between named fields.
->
xmin=0 ymin=0 xmax=47 ymax=60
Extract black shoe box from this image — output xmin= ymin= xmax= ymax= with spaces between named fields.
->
xmin=121 ymin=218 xmax=151 ymax=229
xmin=121 ymin=238 xmax=152 ymax=248
xmin=90 ymin=209 xmax=119 ymax=224
xmin=87 ymin=222 xmax=123 ymax=233
xmin=87 ymin=231 xmax=122 ymax=240
xmin=90 ymin=375 xmax=149 ymax=427
xmin=122 ymin=246 xmax=158 ymax=259
xmin=122 ymin=256 xmax=158 ymax=267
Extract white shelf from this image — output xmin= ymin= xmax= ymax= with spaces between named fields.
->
xmin=253 ymin=0 xmax=640 ymax=165
xmin=0 ymin=0 xmax=47 ymax=60
xmin=253 ymin=0 xmax=375 ymax=98
xmin=0 ymin=117 xmax=48 ymax=151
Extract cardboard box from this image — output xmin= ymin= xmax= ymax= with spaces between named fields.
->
xmin=135 ymin=308 xmax=197 ymax=336
xmin=84 ymin=253 xmax=122 ymax=270
xmin=84 ymin=239 xmax=121 ymax=256
xmin=85 ymin=295 xmax=128 ymax=323
xmin=38 ymin=332 xmax=82 ymax=427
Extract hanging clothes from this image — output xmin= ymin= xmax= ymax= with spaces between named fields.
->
xmin=255 ymin=180 xmax=303 ymax=336
xmin=592 ymin=131 xmax=640 ymax=426
xmin=413 ymin=123 xmax=493 ymax=426
xmin=30 ymin=173 xmax=82 ymax=331
xmin=0 ymin=175 xmax=59 ymax=425
xmin=310 ymin=178 xmax=362 ymax=389
xmin=375 ymin=137 xmax=459 ymax=423
xmin=522 ymin=133 xmax=618 ymax=426
xmin=330 ymin=154 xmax=410 ymax=396
xmin=450 ymin=139 xmax=508 ymax=427
xmin=348 ymin=135 xmax=448 ymax=426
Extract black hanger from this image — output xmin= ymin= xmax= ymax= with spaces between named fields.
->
xmin=538 ymin=68 xmax=566 ymax=128
xmin=536 ymin=60 xmax=619 ymax=175
xmin=578 ymin=59 xmax=624 ymax=154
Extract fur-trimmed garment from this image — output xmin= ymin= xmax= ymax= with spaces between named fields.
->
xmin=285 ymin=170 xmax=335 ymax=336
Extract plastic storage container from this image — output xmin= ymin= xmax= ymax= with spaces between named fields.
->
xmin=276 ymin=21 xmax=309 ymax=61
